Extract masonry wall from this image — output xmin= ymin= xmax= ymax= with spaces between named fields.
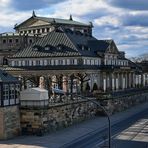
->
xmin=0 ymin=105 xmax=20 ymax=139
xmin=20 ymin=100 xmax=97 ymax=135
xmin=99 ymin=92 xmax=148 ymax=115
xmin=20 ymin=92 xmax=148 ymax=135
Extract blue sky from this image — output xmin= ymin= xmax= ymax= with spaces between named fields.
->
xmin=0 ymin=0 xmax=148 ymax=57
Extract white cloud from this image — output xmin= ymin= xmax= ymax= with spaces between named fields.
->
xmin=94 ymin=16 xmax=121 ymax=27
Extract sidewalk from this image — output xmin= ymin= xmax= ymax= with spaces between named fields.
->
xmin=0 ymin=102 xmax=148 ymax=148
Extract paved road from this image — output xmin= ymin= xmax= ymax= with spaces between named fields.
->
xmin=62 ymin=109 xmax=148 ymax=148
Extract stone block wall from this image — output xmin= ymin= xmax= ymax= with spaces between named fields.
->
xmin=99 ymin=92 xmax=148 ymax=115
xmin=0 ymin=105 xmax=20 ymax=139
xmin=20 ymin=101 xmax=97 ymax=135
xmin=20 ymin=92 xmax=148 ymax=135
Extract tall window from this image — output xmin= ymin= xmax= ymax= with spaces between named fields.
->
xmin=3 ymin=84 xmax=9 ymax=100
xmin=10 ymin=84 xmax=15 ymax=99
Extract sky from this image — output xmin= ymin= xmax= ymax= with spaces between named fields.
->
xmin=0 ymin=0 xmax=148 ymax=58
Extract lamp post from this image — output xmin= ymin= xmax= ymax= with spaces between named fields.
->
xmin=76 ymin=95 xmax=111 ymax=148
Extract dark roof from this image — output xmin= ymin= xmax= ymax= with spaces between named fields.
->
xmin=0 ymin=69 xmax=18 ymax=82
xmin=12 ymin=28 xmax=105 ymax=58
xmin=14 ymin=15 xmax=91 ymax=29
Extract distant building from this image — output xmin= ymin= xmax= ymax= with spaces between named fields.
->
xmin=0 ymin=11 xmax=92 ymax=66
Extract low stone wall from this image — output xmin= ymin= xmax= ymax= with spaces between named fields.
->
xmin=0 ymin=105 xmax=20 ymax=139
xmin=20 ymin=100 xmax=97 ymax=135
xmin=99 ymin=92 xmax=148 ymax=115
xmin=20 ymin=92 xmax=148 ymax=135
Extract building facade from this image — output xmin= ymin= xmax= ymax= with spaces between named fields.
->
xmin=7 ymin=28 xmax=147 ymax=94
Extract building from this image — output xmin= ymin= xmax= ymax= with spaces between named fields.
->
xmin=0 ymin=32 xmax=40 ymax=65
xmin=0 ymin=69 xmax=20 ymax=139
xmin=0 ymin=11 xmax=92 ymax=66
xmin=6 ymin=25 xmax=146 ymax=94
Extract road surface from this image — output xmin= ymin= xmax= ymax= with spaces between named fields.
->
xmin=63 ymin=109 xmax=148 ymax=148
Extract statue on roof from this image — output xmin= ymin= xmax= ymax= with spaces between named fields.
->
xmin=32 ymin=10 xmax=36 ymax=17
xmin=69 ymin=14 xmax=73 ymax=21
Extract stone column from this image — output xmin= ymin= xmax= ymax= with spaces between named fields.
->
xmin=115 ymin=73 xmax=119 ymax=90
xmin=63 ymin=76 xmax=68 ymax=93
xmin=103 ymin=72 xmax=107 ymax=92
xmin=128 ymin=73 xmax=131 ymax=88
xmin=39 ymin=76 xmax=45 ymax=89
xmin=112 ymin=73 xmax=115 ymax=91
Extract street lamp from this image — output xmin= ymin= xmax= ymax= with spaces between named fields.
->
xmin=75 ymin=95 xmax=111 ymax=148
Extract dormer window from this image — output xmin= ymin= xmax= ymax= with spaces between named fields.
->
xmin=34 ymin=47 xmax=38 ymax=51
xmin=33 ymin=45 xmax=42 ymax=51
xmin=45 ymin=46 xmax=50 ymax=51
xmin=44 ymin=45 xmax=53 ymax=51
xmin=57 ymin=44 xmax=63 ymax=50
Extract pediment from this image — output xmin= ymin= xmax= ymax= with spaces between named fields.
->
xmin=29 ymin=20 xmax=50 ymax=27
xmin=15 ymin=17 xmax=50 ymax=29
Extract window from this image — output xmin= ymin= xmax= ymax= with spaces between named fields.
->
xmin=51 ymin=59 xmax=54 ymax=65
xmin=63 ymin=59 xmax=65 ymax=65
xmin=44 ymin=60 xmax=47 ymax=65
xmin=3 ymin=84 xmax=9 ymax=100
xmin=29 ymin=39 xmax=32 ymax=44
xmin=33 ymin=30 xmax=36 ymax=34
xmin=9 ymin=39 xmax=12 ymax=43
xmin=10 ymin=84 xmax=15 ymax=99
xmin=70 ymin=59 xmax=75 ymax=65
xmin=19 ymin=61 xmax=22 ymax=66
xmin=47 ymin=59 xmax=51 ymax=65
xmin=15 ymin=39 xmax=19 ymax=43
xmin=33 ymin=60 xmax=36 ymax=66
xmin=36 ymin=60 xmax=40 ymax=66
xmin=22 ymin=61 xmax=25 ymax=66
xmin=47 ymin=28 xmax=49 ymax=32
xmin=45 ymin=46 xmax=50 ymax=50
xmin=59 ymin=59 xmax=63 ymax=65
xmin=25 ymin=60 xmax=29 ymax=66
xmin=42 ymin=28 xmax=45 ymax=33
xmin=67 ymin=59 xmax=70 ymax=65
xmin=37 ymin=29 xmax=40 ymax=33
xmin=74 ymin=59 xmax=77 ymax=65
xmin=3 ymin=39 xmax=6 ymax=44
xmin=14 ymin=61 xmax=19 ymax=66
xmin=29 ymin=60 xmax=33 ymax=66
xmin=12 ymin=61 xmax=15 ymax=66
xmin=87 ymin=59 xmax=91 ymax=65
xmin=40 ymin=60 xmax=43 ymax=66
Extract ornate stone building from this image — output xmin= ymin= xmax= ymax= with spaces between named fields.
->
xmin=0 ymin=11 xmax=92 ymax=66
xmin=7 ymin=30 xmax=146 ymax=94
xmin=0 ymin=12 xmax=146 ymax=95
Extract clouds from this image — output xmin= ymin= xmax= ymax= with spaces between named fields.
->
xmin=123 ymin=13 xmax=148 ymax=27
xmin=0 ymin=0 xmax=147 ymax=57
xmin=10 ymin=0 xmax=64 ymax=11
xmin=108 ymin=0 xmax=148 ymax=10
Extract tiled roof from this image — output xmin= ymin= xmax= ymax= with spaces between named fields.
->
xmin=12 ymin=28 xmax=103 ymax=58
xmin=0 ymin=69 xmax=18 ymax=82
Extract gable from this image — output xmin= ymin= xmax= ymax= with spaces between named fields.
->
xmin=15 ymin=17 xmax=50 ymax=29
xmin=106 ymin=41 xmax=119 ymax=54
xmin=29 ymin=20 xmax=50 ymax=27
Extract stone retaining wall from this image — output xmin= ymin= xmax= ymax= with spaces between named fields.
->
xmin=20 ymin=100 xmax=97 ymax=135
xmin=99 ymin=92 xmax=148 ymax=115
xmin=0 ymin=105 xmax=20 ymax=139
xmin=20 ymin=92 xmax=148 ymax=135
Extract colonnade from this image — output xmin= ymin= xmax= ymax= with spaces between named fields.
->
xmin=19 ymin=71 xmax=148 ymax=94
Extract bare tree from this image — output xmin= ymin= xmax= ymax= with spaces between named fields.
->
xmin=75 ymin=73 xmax=90 ymax=93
